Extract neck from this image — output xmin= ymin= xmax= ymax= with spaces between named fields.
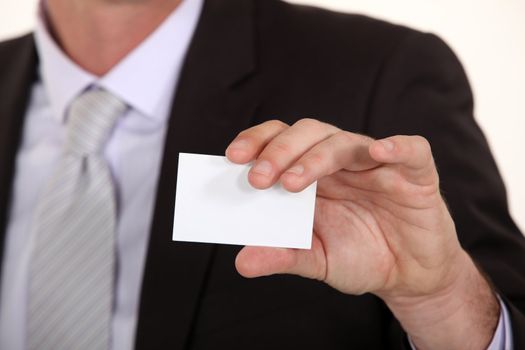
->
xmin=46 ymin=0 xmax=183 ymax=76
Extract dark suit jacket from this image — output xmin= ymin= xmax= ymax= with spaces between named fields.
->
xmin=1 ymin=0 xmax=524 ymax=348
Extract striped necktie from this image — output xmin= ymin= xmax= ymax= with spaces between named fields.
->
xmin=27 ymin=88 xmax=127 ymax=350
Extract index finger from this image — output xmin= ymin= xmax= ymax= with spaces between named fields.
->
xmin=226 ymin=120 xmax=289 ymax=164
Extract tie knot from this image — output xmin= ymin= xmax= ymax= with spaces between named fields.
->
xmin=66 ymin=88 xmax=127 ymax=155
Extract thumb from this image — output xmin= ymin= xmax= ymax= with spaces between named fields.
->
xmin=235 ymin=235 xmax=327 ymax=280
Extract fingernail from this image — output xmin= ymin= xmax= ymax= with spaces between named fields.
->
xmin=252 ymin=160 xmax=273 ymax=176
xmin=286 ymin=165 xmax=304 ymax=176
xmin=380 ymin=139 xmax=394 ymax=152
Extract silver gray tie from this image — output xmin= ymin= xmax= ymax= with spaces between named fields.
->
xmin=27 ymin=88 xmax=127 ymax=350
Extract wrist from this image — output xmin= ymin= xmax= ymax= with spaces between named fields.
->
xmin=384 ymin=251 xmax=500 ymax=350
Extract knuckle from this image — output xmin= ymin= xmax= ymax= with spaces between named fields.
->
xmin=265 ymin=119 xmax=288 ymax=130
xmin=413 ymin=135 xmax=433 ymax=164
xmin=413 ymin=135 xmax=431 ymax=153
xmin=236 ymin=129 xmax=251 ymax=139
xmin=334 ymin=130 xmax=357 ymax=145
xmin=237 ymin=120 xmax=288 ymax=142
xmin=266 ymin=140 xmax=293 ymax=157
xmin=294 ymin=117 xmax=320 ymax=129
xmin=303 ymin=152 xmax=325 ymax=168
xmin=295 ymin=118 xmax=337 ymax=134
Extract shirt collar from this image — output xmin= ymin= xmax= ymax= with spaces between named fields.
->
xmin=35 ymin=0 xmax=204 ymax=123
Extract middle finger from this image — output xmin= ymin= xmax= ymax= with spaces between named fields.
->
xmin=249 ymin=118 xmax=339 ymax=189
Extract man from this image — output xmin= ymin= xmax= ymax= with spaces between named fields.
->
xmin=0 ymin=0 xmax=524 ymax=349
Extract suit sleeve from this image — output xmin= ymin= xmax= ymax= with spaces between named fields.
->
xmin=364 ymin=31 xmax=525 ymax=348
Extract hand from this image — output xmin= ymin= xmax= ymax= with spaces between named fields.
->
xmin=225 ymin=119 xmax=500 ymax=350
xmin=226 ymin=118 xmax=460 ymax=298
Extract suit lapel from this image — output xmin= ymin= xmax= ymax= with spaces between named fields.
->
xmin=135 ymin=0 xmax=257 ymax=348
xmin=0 ymin=35 xmax=38 ymax=268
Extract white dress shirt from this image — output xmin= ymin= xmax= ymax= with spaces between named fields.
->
xmin=0 ymin=1 xmax=203 ymax=349
xmin=0 ymin=0 xmax=513 ymax=349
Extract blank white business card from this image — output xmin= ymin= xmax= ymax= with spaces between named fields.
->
xmin=172 ymin=153 xmax=316 ymax=249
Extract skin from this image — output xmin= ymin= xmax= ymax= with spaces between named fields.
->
xmin=226 ymin=120 xmax=500 ymax=349
xmin=46 ymin=1 xmax=501 ymax=348
xmin=46 ymin=0 xmax=184 ymax=76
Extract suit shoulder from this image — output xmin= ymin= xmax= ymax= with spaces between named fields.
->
xmin=0 ymin=33 xmax=34 ymax=53
xmin=0 ymin=33 xmax=35 ymax=67
xmin=254 ymin=0 xmax=420 ymax=60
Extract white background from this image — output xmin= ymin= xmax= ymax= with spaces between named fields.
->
xmin=1 ymin=0 xmax=524 ymax=232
